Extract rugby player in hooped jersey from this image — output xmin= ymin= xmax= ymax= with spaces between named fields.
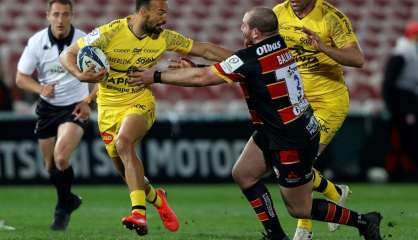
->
xmin=273 ymin=0 xmax=365 ymax=238
xmin=60 ymin=0 xmax=232 ymax=236
xmin=128 ymin=7 xmax=382 ymax=240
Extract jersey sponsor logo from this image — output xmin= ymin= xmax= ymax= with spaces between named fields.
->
xmin=256 ymin=40 xmax=282 ymax=56
xmin=142 ymin=48 xmax=160 ymax=53
xmin=47 ymin=65 xmax=66 ymax=74
xmin=219 ymin=55 xmax=244 ymax=74
xmin=106 ymin=77 xmax=128 ymax=85
xmin=293 ymin=98 xmax=309 ymax=116
xmin=84 ymin=29 xmax=100 ymax=45
xmin=113 ymin=49 xmax=131 ymax=53
xmin=108 ymin=56 xmax=131 ymax=65
xmin=136 ymin=57 xmax=156 ymax=65
xmin=306 ymin=115 xmax=319 ymax=136
xmin=277 ymin=51 xmax=293 ymax=65
xmin=100 ymin=132 xmax=113 ymax=145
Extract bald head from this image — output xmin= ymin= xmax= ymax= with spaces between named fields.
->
xmin=246 ymin=7 xmax=278 ymax=35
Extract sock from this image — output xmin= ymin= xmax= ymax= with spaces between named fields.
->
xmin=146 ymin=185 xmax=162 ymax=208
xmin=50 ymin=167 xmax=74 ymax=208
xmin=311 ymin=199 xmax=368 ymax=229
xmin=312 ymin=169 xmax=341 ymax=202
xmin=296 ymin=218 xmax=313 ymax=231
xmin=242 ymin=181 xmax=287 ymax=239
xmin=130 ymin=190 xmax=146 ymax=215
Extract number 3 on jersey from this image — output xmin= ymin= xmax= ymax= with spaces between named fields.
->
xmin=275 ymin=62 xmax=308 ymax=115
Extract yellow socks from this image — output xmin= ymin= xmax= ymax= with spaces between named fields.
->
xmin=312 ymin=169 xmax=341 ymax=202
xmin=146 ymin=185 xmax=162 ymax=208
xmin=130 ymin=190 xmax=146 ymax=215
xmin=297 ymin=218 xmax=313 ymax=231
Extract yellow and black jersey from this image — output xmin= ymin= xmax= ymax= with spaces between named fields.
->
xmin=77 ymin=16 xmax=193 ymax=106
xmin=273 ymin=0 xmax=358 ymax=97
xmin=211 ymin=35 xmax=319 ymax=148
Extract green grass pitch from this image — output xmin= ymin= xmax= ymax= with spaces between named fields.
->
xmin=0 ymin=184 xmax=417 ymax=239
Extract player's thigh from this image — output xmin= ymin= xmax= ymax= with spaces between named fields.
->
xmin=311 ymin=91 xmax=349 ymax=147
xmin=117 ymin=114 xmax=149 ymax=144
xmin=38 ymin=137 xmax=56 ymax=169
xmin=232 ymin=136 xmax=269 ymax=188
xmin=54 ymin=122 xmax=84 ymax=160
xmin=117 ymin=101 xmax=156 ymax=145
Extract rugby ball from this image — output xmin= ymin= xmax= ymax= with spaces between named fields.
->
xmin=77 ymin=45 xmax=110 ymax=73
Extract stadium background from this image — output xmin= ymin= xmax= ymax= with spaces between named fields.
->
xmin=1 ymin=0 xmax=417 ymax=184
xmin=0 ymin=0 xmax=418 ymax=239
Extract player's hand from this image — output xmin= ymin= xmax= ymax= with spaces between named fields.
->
xmin=40 ymin=83 xmax=56 ymax=98
xmin=72 ymin=101 xmax=91 ymax=122
xmin=168 ymin=57 xmax=196 ymax=69
xmin=77 ymin=65 xmax=107 ymax=83
xmin=302 ymin=27 xmax=325 ymax=51
xmin=127 ymin=70 xmax=155 ymax=87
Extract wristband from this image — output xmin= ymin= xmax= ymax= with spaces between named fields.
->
xmin=153 ymin=70 xmax=162 ymax=83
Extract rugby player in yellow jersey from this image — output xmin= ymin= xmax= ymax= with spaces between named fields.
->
xmin=60 ymin=0 xmax=232 ymax=236
xmin=273 ymin=0 xmax=365 ymax=239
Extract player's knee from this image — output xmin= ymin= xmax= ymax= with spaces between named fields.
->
xmin=232 ymin=166 xmax=257 ymax=188
xmin=54 ymin=156 xmax=70 ymax=171
xmin=115 ymin=135 xmax=134 ymax=156
xmin=231 ymin=165 xmax=245 ymax=185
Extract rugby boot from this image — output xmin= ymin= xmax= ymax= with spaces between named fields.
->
xmin=358 ymin=212 xmax=383 ymax=240
xmin=50 ymin=194 xmax=82 ymax=231
xmin=122 ymin=211 xmax=148 ymax=236
xmin=155 ymin=188 xmax=179 ymax=232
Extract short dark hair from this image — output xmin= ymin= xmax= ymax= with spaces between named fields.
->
xmin=47 ymin=0 xmax=73 ymax=11
xmin=136 ymin=0 xmax=152 ymax=11
xmin=247 ymin=7 xmax=278 ymax=34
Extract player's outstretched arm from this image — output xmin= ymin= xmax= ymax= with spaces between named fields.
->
xmin=128 ymin=67 xmax=224 ymax=87
xmin=188 ymin=42 xmax=233 ymax=62
xmin=302 ymin=27 xmax=364 ymax=68
xmin=60 ymin=44 xmax=107 ymax=83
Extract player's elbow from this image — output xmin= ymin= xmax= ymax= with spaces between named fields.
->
xmin=353 ymin=55 xmax=365 ymax=68
xmin=15 ymin=72 xmax=25 ymax=89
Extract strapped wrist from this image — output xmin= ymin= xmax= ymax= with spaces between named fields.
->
xmin=153 ymin=70 xmax=162 ymax=83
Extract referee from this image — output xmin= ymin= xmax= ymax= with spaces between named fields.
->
xmin=16 ymin=0 xmax=92 ymax=230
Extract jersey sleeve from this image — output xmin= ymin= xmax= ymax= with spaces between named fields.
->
xmin=77 ymin=19 xmax=121 ymax=49
xmin=326 ymin=11 xmax=358 ymax=48
xmin=163 ymin=30 xmax=193 ymax=54
xmin=17 ymin=37 xmax=38 ymax=75
xmin=210 ymin=54 xmax=245 ymax=83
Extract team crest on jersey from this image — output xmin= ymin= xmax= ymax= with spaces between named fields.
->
xmin=219 ymin=55 xmax=244 ymax=74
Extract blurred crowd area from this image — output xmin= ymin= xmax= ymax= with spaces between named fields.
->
xmin=0 ymin=0 xmax=417 ymax=116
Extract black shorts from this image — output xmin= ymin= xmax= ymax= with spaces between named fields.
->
xmin=252 ymin=130 xmax=319 ymax=188
xmin=34 ymin=98 xmax=88 ymax=139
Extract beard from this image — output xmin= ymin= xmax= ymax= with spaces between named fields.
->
xmin=144 ymin=20 xmax=163 ymax=35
